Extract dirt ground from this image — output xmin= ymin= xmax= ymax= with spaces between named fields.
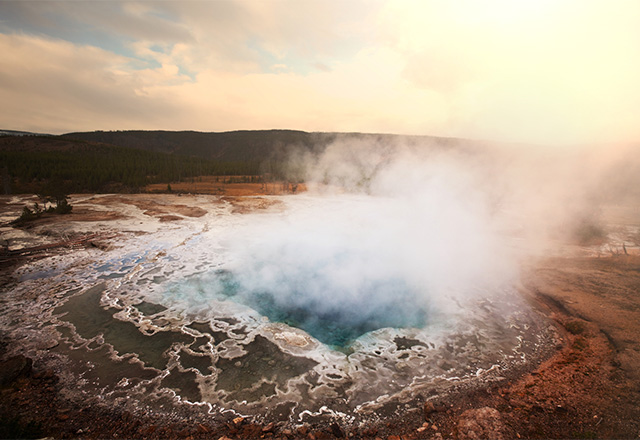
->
xmin=145 ymin=177 xmax=306 ymax=197
xmin=1 ymin=195 xmax=640 ymax=439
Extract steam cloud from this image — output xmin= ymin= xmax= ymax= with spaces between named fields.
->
xmin=196 ymin=137 xmax=639 ymax=346
xmin=213 ymin=140 xmax=529 ymax=345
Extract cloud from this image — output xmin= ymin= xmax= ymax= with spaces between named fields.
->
xmin=0 ymin=0 xmax=639 ymax=145
xmin=0 ymin=34 xmax=188 ymax=133
xmin=0 ymin=1 xmax=193 ymax=45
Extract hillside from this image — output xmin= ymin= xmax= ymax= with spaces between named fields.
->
xmin=1 ymin=129 xmax=482 ymax=196
xmin=62 ymin=130 xmax=329 ymax=163
xmin=61 ymin=130 xmax=473 ymax=163
xmin=0 ymin=135 xmax=259 ymax=195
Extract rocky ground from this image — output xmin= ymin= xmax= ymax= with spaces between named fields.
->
xmin=1 ymin=195 xmax=640 ymax=439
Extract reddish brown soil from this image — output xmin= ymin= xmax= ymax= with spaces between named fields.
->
xmin=145 ymin=177 xmax=306 ymax=197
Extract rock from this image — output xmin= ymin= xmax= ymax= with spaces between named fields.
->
xmin=457 ymin=407 xmax=506 ymax=440
xmin=417 ymin=422 xmax=429 ymax=432
xmin=330 ymin=422 xmax=345 ymax=438
xmin=232 ymin=416 xmax=244 ymax=425
xmin=197 ymin=423 xmax=210 ymax=433
xmin=424 ymin=401 xmax=436 ymax=418
xmin=262 ymin=422 xmax=276 ymax=432
xmin=34 ymin=368 xmax=56 ymax=381
xmin=89 ymin=240 xmax=112 ymax=251
xmin=0 ymin=355 xmax=32 ymax=386
xmin=423 ymin=400 xmax=445 ymax=419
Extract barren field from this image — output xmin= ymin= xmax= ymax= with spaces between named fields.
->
xmin=145 ymin=177 xmax=306 ymax=197
xmin=1 ymin=193 xmax=639 ymax=439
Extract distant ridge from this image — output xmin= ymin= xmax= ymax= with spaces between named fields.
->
xmin=62 ymin=129 xmax=329 ymax=163
xmin=61 ymin=129 xmax=475 ymax=163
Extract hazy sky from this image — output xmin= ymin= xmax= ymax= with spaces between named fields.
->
xmin=1 ymin=0 xmax=639 ymax=145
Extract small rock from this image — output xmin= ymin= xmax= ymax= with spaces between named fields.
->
xmin=41 ymin=340 xmax=59 ymax=350
xmin=232 ymin=416 xmax=244 ymax=425
xmin=330 ymin=422 xmax=345 ymax=438
xmin=197 ymin=423 xmax=209 ymax=433
xmin=458 ymin=407 xmax=505 ymax=440
xmin=424 ymin=401 xmax=436 ymax=418
xmin=263 ymin=422 xmax=275 ymax=432
xmin=36 ymin=369 xmax=57 ymax=381
xmin=0 ymin=355 xmax=32 ymax=386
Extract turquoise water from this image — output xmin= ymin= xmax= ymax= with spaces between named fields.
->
xmin=188 ymin=270 xmax=429 ymax=348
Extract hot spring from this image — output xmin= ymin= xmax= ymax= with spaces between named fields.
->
xmin=0 ymin=150 xmax=558 ymax=425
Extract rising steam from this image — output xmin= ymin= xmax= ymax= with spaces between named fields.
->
xmin=208 ymin=139 xmax=521 ymax=345
xmin=194 ymin=137 xmax=640 ymax=346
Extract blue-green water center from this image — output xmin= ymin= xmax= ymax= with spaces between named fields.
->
xmin=211 ymin=270 xmax=428 ymax=347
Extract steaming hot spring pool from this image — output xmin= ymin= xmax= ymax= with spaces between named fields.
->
xmin=2 ymin=194 xmax=554 ymax=425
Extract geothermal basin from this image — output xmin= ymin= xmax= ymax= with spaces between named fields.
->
xmin=0 ymin=193 xmax=555 ymax=428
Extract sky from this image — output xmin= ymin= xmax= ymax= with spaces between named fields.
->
xmin=0 ymin=0 xmax=639 ymax=145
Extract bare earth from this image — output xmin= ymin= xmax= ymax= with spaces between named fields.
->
xmin=145 ymin=178 xmax=307 ymax=197
xmin=1 ymin=194 xmax=639 ymax=439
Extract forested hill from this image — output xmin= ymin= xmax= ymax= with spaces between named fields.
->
xmin=0 ymin=135 xmax=260 ymax=195
xmin=61 ymin=130 xmax=471 ymax=163
xmin=62 ymin=130 xmax=333 ymax=163
xmin=1 ymin=129 xmax=479 ymax=195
